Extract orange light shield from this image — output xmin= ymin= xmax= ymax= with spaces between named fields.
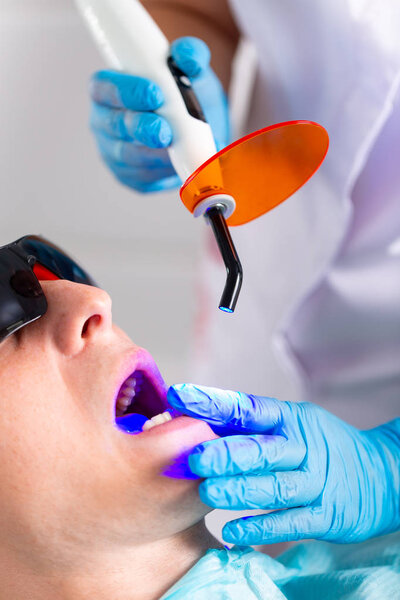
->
xmin=180 ymin=121 xmax=329 ymax=226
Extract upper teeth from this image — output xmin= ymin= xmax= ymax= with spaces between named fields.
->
xmin=115 ymin=373 xmax=174 ymax=430
xmin=116 ymin=375 xmax=141 ymax=416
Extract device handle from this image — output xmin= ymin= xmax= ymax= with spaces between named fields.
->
xmin=75 ymin=0 xmax=217 ymax=182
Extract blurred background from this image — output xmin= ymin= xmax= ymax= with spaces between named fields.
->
xmin=0 ymin=0 xmax=205 ymax=383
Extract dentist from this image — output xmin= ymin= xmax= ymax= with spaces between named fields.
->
xmin=89 ymin=0 xmax=400 ymax=545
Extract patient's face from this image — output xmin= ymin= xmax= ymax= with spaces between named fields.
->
xmin=0 ymin=280 xmax=217 ymax=563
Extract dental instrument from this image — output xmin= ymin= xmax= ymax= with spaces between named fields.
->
xmin=76 ymin=0 xmax=329 ymax=312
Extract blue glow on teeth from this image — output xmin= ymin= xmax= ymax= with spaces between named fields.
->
xmin=115 ymin=413 xmax=148 ymax=434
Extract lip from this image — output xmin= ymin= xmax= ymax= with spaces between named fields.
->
xmin=113 ymin=347 xmax=169 ymax=424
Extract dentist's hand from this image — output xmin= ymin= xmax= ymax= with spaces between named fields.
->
xmin=89 ymin=37 xmax=230 ymax=193
xmin=167 ymin=384 xmax=400 ymax=546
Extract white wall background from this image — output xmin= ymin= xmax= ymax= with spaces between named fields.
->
xmin=0 ymin=0 xmax=203 ymax=384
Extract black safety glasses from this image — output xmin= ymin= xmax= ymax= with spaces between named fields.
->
xmin=0 ymin=235 xmax=96 ymax=343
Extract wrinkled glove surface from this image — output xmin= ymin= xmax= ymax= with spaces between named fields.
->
xmin=168 ymin=384 xmax=400 ymax=546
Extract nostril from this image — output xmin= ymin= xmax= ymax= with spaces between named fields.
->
xmin=81 ymin=315 xmax=101 ymax=338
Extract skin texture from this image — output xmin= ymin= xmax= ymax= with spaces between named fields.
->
xmin=0 ymin=280 xmax=221 ymax=600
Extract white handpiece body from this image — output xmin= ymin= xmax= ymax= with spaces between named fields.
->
xmin=75 ymin=0 xmax=217 ymax=182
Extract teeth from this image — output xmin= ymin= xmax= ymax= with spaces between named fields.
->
xmin=115 ymin=375 xmax=138 ymax=416
xmin=142 ymin=411 xmax=172 ymax=431
xmin=117 ymin=396 xmax=132 ymax=407
xmin=121 ymin=388 xmax=135 ymax=400
xmin=122 ymin=382 xmax=135 ymax=393
xmin=124 ymin=377 xmax=136 ymax=389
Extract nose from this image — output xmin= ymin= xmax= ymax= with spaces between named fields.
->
xmin=40 ymin=280 xmax=113 ymax=357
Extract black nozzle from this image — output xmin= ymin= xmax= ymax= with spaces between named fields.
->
xmin=166 ymin=56 xmax=242 ymax=312
xmin=206 ymin=205 xmax=243 ymax=313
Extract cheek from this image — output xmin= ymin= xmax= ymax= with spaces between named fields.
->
xmin=0 ymin=404 xmax=121 ymax=548
xmin=0 ymin=357 xmax=60 ymax=515
xmin=0 ymin=406 xmax=74 ymax=503
xmin=0 ymin=370 xmax=97 ymax=523
xmin=0 ymin=415 xmax=65 ymax=547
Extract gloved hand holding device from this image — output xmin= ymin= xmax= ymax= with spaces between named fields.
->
xmin=89 ymin=36 xmax=229 ymax=193
xmin=168 ymin=384 xmax=400 ymax=546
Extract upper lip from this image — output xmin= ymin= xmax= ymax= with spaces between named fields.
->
xmin=113 ymin=347 xmax=168 ymax=421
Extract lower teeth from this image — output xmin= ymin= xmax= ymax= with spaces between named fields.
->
xmin=142 ymin=411 xmax=172 ymax=431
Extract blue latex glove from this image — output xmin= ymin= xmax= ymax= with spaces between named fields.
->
xmin=89 ymin=36 xmax=230 ymax=193
xmin=167 ymin=384 xmax=400 ymax=546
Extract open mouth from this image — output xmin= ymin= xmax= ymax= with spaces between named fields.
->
xmin=114 ymin=368 xmax=175 ymax=434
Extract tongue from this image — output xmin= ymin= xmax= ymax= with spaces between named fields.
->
xmin=115 ymin=413 xmax=148 ymax=434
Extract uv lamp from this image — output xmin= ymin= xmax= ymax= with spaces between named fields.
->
xmin=75 ymin=0 xmax=329 ymax=312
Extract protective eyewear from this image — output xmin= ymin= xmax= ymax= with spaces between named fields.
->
xmin=0 ymin=235 xmax=95 ymax=343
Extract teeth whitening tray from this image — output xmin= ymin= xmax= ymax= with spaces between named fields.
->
xmin=75 ymin=0 xmax=329 ymax=313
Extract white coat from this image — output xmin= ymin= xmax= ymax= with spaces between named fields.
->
xmin=192 ymin=0 xmax=400 ymax=428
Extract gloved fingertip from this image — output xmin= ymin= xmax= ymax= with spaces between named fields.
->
xmin=171 ymin=36 xmax=211 ymax=78
xmin=167 ymin=385 xmax=186 ymax=410
xmin=89 ymin=76 xmax=119 ymax=106
xmin=126 ymin=79 xmax=164 ymax=111
xmin=133 ymin=113 xmax=172 ymax=148
xmin=198 ymin=480 xmax=218 ymax=507
xmin=188 ymin=445 xmax=208 ymax=476
xmin=222 ymin=522 xmax=243 ymax=544
xmin=89 ymin=69 xmax=113 ymax=90
xmin=143 ymin=81 xmax=165 ymax=110
xmin=146 ymin=117 xmax=172 ymax=148
xmin=167 ymin=384 xmax=227 ymax=424
xmin=189 ymin=440 xmax=226 ymax=477
xmin=157 ymin=119 xmax=173 ymax=147
xmin=167 ymin=383 xmax=197 ymax=410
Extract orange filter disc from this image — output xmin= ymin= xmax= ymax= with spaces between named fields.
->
xmin=180 ymin=120 xmax=329 ymax=226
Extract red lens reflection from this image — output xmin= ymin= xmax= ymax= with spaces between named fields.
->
xmin=33 ymin=264 xmax=60 ymax=281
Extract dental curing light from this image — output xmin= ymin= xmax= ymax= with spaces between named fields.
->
xmin=75 ymin=0 xmax=329 ymax=312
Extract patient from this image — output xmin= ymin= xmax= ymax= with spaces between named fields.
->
xmin=0 ymin=275 xmax=226 ymax=600
xmin=1 ymin=238 xmax=399 ymax=600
